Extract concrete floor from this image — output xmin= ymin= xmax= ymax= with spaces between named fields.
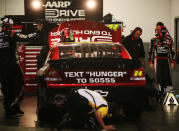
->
xmin=0 ymin=96 xmax=179 ymax=131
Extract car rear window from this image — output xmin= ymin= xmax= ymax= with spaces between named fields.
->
xmin=56 ymin=43 xmax=125 ymax=59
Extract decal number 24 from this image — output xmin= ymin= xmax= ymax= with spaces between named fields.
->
xmin=134 ymin=71 xmax=143 ymax=77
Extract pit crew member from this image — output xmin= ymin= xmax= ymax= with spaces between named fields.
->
xmin=148 ymin=22 xmax=175 ymax=96
xmin=122 ymin=27 xmax=145 ymax=67
xmin=0 ymin=17 xmax=37 ymax=116
xmin=67 ymin=88 xmax=116 ymax=130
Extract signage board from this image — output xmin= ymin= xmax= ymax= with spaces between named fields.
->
xmin=25 ymin=0 xmax=103 ymax=23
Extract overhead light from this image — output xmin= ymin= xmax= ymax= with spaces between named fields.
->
xmin=87 ymin=0 xmax=96 ymax=9
xmin=32 ymin=0 xmax=41 ymax=10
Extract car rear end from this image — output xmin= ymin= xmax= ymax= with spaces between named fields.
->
xmin=41 ymin=42 xmax=146 ymax=101
xmin=37 ymin=42 xmax=147 ymax=122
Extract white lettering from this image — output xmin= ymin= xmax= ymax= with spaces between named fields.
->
xmin=78 ymin=10 xmax=85 ymax=16
xmin=52 ymin=1 xmax=58 ymax=8
xmin=45 ymin=9 xmax=59 ymax=18
xmin=72 ymin=30 xmax=112 ymax=37
xmin=118 ymin=72 xmax=124 ymax=77
xmin=89 ymin=78 xmax=116 ymax=83
xmin=45 ymin=1 xmax=52 ymax=8
xmin=64 ymin=72 xmax=84 ymax=77
xmin=87 ymin=71 xmax=127 ymax=77
xmin=50 ymin=31 xmax=61 ymax=36
xmin=64 ymin=1 xmax=71 ymax=7
xmin=60 ymin=10 xmax=67 ymax=17
xmin=91 ymin=36 xmax=112 ymax=42
xmin=89 ymin=72 xmax=96 ymax=77
xmin=46 ymin=9 xmax=85 ymax=17
xmin=84 ymin=30 xmax=90 ymax=35
xmin=76 ymin=30 xmax=83 ymax=35
xmin=70 ymin=10 xmax=78 ymax=17
xmin=101 ymin=31 xmax=107 ymax=35
xmin=79 ymin=37 xmax=91 ymax=42
xmin=45 ymin=1 xmax=71 ymax=8
xmin=76 ymin=78 xmax=87 ymax=83
xmin=46 ymin=17 xmax=86 ymax=22
xmin=76 ymin=78 xmax=81 ymax=83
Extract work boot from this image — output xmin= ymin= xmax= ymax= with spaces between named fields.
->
xmin=11 ymin=104 xmax=24 ymax=115
xmin=16 ymin=106 xmax=24 ymax=114
xmin=14 ymin=105 xmax=24 ymax=115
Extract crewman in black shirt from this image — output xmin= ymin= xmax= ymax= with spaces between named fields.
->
xmin=122 ymin=27 xmax=145 ymax=67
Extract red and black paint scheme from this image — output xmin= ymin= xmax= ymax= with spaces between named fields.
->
xmin=48 ymin=20 xmax=122 ymax=48
xmin=37 ymin=20 xmax=146 ymax=121
xmin=46 ymin=43 xmax=145 ymax=89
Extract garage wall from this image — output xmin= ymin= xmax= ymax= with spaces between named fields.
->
xmin=171 ymin=0 xmax=179 ymax=38
xmin=0 ymin=0 xmax=24 ymax=26
xmin=170 ymin=0 xmax=179 ymax=93
xmin=0 ymin=0 xmax=5 ymax=18
xmin=0 ymin=0 xmax=172 ymax=43
xmin=104 ymin=0 xmax=171 ymax=42
xmin=0 ymin=0 xmax=24 ymax=17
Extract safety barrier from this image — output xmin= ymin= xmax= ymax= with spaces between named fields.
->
xmin=18 ymin=46 xmax=42 ymax=93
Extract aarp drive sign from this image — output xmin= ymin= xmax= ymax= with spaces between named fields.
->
xmin=44 ymin=0 xmax=103 ymax=22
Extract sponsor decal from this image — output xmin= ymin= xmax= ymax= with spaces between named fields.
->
xmin=108 ymin=24 xmax=120 ymax=31
xmin=49 ymin=29 xmax=112 ymax=45
xmin=45 ymin=1 xmax=72 ymax=8
xmin=50 ymin=30 xmax=112 ymax=37
xmin=133 ymin=71 xmax=143 ymax=77
xmin=45 ymin=0 xmax=86 ymax=22
xmin=64 ymin=71 xmax=127 ymax=84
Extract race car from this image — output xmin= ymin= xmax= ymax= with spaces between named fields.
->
xmin=37 ymin=20 xmax=147 ymax=122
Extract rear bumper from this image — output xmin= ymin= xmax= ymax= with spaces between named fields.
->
xmin=44 ymin=84 xmax=147 ymax=103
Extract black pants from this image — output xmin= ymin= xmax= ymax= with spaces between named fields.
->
xmin=0 ymin=63 xmax=24 ymax=112
xmin=37 ymin=46 xmax=49 ymax=70
xmin=156 ymin=59 xmax=172 ymax=89
xmin=67 ymin=90 xmax=92 ymax=128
